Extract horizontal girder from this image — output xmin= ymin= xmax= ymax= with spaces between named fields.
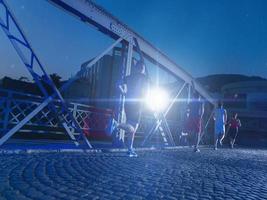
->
xmin=48 ymin=0 xmax=215 ymax=105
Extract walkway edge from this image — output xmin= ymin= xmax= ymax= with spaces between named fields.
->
xmin=0 ymin=145 xmax=209 ymax=154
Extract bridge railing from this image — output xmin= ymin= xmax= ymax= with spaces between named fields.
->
xmin=0 ymin=89 xmax=213 ymax=145
xmin=0 ymin=89 xmax=113 ymax=137
xmin=0 ymin=89 xmax=184 ymax=143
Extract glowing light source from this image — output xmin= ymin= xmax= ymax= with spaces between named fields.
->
xmin=145 ymin=87 xmax=169 ymax=111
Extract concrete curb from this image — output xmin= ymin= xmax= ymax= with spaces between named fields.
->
xmin=0 ymin=149 xmax=103 ymax=154
xmin=0 ymin=145 xmax=210 ymax=154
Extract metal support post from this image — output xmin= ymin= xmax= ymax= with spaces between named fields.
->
xmin=142 ymin=82 xmax=187 ymax=146
xmin=0 ymin=0 xmax=88 ymax=147
xmin=187 ymin=83 xmax=191 ymax=104
xmin=3 ymin=91 xmax=12 ymax=132
xmin=117 ymin=43 xmax=127 ymax=124
xmin=70 ymin=103 xmax=78 ymax=135
xmin=117 ymin=39 xmax=133 ymax=144
xmin=0 ymin=0 xmax=123 ymax=147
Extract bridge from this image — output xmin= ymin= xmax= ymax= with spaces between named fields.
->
xmin=1 ymin=2 xmax=267 ymax=200
xmin=0 ymin=0 xmax=215 ymax=149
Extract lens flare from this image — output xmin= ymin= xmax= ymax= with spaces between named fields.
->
xmin=145 ymin=88 xmax=169 ymax=111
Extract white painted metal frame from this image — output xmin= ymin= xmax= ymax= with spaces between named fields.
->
xmin=0 ymin=97 xmax=51 ymax=146
xmin=0 ymin=18 xmax=123 ymax=147
xmin=0 ymin=0 xmax=216 ymax=147
xmin=48 ymin=0 xmax=216 ymax=146
xmin=48 ymin=0 xmax=215 ymax=106
xmin=142 ymin=82 xmax=187 ymax=146
xmin=116 ymin=39 xmax=133 ymax=143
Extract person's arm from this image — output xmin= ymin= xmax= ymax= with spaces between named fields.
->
xmin=119 ymin=76 xmax=127 ymax=95
xmin=119 ymin=84 xmax=127 ymax=95
xmin=224 ymin=109 xmax=227 ymax=125
xmin=200 ymin=102 xmax=205 ymax=118
xmin=228 ymin=119 xmax=232 ymax=126
xmin=238 ymin=119 xmax=241 ymax=127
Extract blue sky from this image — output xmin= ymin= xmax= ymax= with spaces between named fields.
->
xmin=1 ymin=0 xmax=267 ymax=80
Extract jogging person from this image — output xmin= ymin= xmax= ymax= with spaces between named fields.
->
xmin=186 ymin=92 xmax=204 ymax=152
xmin=109 ymin=60 xmax=149 ymax=157
xmin=228 ymin=113 xmax=241 ymax=148
xmin=213 ymin=101 xmax=227 ymax=150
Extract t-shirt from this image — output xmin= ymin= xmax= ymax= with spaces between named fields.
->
xmin=123 ymin=73 xmax=150 ymax=102
xmin=230 ymin=118 xmax=241 ymax=129
xmin=214 ymin=108 xmax=226 ymax=125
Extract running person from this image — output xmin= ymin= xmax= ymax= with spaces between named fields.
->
xmin=213 ymin=101 xmax=227 ymax=150
xmin=116 ymin=60 xmax=150 ymax=157
xmin=186 ymin=92 xmax=204 ymax=152
xmin=228 ymin=113 xmax=241 ymax=148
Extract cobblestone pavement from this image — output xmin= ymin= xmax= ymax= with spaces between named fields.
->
xmin=0 ymin=148 xmax=267 ymax=200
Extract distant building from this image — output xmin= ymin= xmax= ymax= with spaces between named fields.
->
xmin=0 ymin=76 xmax=40 ymax=95
xmin=222 ymin=81 xmax=267 ymax=132
xmin=0 ymin=48 xmax=125 ymax=110
xmin=63 ymin=47 xmax=122 ymax=110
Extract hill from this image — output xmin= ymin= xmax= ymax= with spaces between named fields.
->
xmin=196 ymin=74 xmax=267 ymax=93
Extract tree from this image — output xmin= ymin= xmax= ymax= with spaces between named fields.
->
xmin=50 ymin=73 xmax=62 ymax=88
xmin=40 ymin=73 xmax=62 ymax=94
xmin=18 ymin=76 xmax=29 ymax=82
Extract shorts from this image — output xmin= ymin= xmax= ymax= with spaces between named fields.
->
xmin=229 ymin=128 xmax=238 ymax=140
xmin=215 ymin=122 xmax=225 ymax=135
xmin=185 ymin=116 xmax=202 ymax=134
xmin=124 ymin=102 xmax=141 ymax=126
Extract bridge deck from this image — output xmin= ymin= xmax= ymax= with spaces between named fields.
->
xmin=0 ymin=147 xmax=266 ymax=199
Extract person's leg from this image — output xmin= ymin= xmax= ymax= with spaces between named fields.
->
xmin=219 ymin=133 xmax=225 ymax=146
xmin=230 ymin=138 xmax=234 ymax=148
xmin=194 ymin=131 xmax=201 ymax=152
xmin=125 ymin=123 xmax=139 ymax=157
xmin=117 ymin=123 xmax=135 ymax=148
xmin=219 ymin=125 xmax=226 ymax=146
xmin=106 ymin=117 xmax=118 ymax=135
xmin=194 ymin=118 xmax=202 ymax=152
xmin=228 ymin=128 xmax=234 ymax=148
xmin=117 ymin=123 xmax=133 ymax=133
xmin=214 ymin=133 xmax=219 ymax=150
xmin=189 ymin=132 xmax=194 ymax=147
xmin=118 ymin=122 xmax=138 ymax=157
xmin=187 ymin=117 xmax=194 ymax=148
xmin=232 ymin=130 xmax=238 ymax=148
xmin=127 ymin=123 xmax=139 ymax=151
xmin=231 ymin=138 xmax=235 ymax=148
xmin=214 ymin=124 xmax=219 ymax=150
xmin=123 ymin=104 xmax=140 ymax=156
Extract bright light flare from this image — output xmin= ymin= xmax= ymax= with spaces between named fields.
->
xmin=145 ymin=88 xmax=169 ymax=112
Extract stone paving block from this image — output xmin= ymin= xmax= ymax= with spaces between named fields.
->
xmin=0 ymin=148 xmax=267 ymax=199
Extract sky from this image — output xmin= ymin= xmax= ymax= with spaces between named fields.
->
xmin=1 ymin=0 xmax=267 ymax=81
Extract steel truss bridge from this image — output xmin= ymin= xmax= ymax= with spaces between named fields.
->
xmin=0 ymin=89 xmax=113 ymax=135
xmin=0 ymin=89 xmax=190 ymax=146
xmin=0 ymin=0 xmax=215 ymax=148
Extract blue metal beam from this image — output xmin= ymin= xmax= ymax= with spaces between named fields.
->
xmin=0 ymin=0 xmax=92 ymax=148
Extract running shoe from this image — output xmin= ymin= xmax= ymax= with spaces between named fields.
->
xmin=194 ymin=148 xmax=200 ymax=153
xmin=127 ymin=149 xmax=138 ymax=157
